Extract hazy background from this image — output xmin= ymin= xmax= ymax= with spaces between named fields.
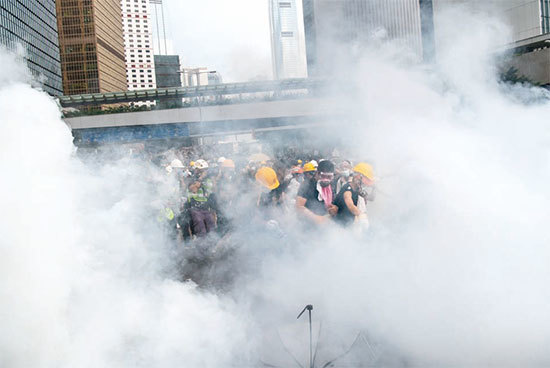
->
xmin=159 ymin=0 xmax=272 ymax=81
xmin=3 ymin=3 xmax=550 ymax=368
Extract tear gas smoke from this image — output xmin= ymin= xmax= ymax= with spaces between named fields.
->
xmin=0 ymin=49 xmax=250 ymax=367
xmin=2 ymin=6 xmax=550 ymax=368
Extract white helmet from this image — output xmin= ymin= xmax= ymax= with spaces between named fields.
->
xmin=170 ymin=159 xmax=184 ymax=168
xmin=194 ymin=159 xmax=209 ymax=169
xmin=217 ymin=157 xmax=226 ymax=164
xmin=310 ymin=160 xmax=318 ymax=168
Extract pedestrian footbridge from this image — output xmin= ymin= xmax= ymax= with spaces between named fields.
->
xmin=59 ymin=78 xmax=341 ymax=145
xmin=64 ymin=97 xmax=340 ymax=145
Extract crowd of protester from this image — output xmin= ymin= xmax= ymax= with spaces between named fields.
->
xmin=151 ymin=145 xmax=377 ymax=243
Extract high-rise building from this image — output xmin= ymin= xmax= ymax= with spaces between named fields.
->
xmin=434 ymin=0 xmax=548 ymax=43
xmin=431 ymin=0 xmax=550 ymax=85
xmin=121 ymin=0 xmax=156 ymax=91
xmin=154 ymin=54 xmax=181 ymax=108
xmin=269 ymin=0 xmax=308 ymax=79
xmin=302 ymin=0 xmax=434 ymax=75
xmin=181 ymin=67 xmax=214 ymax=87
xmin=0 ymin=0 xmax=63 ymax=95
xmin=154 ymin=54 xmax=180 ymax=88
xmin=56 ymin=0 xmax=127 ymax=95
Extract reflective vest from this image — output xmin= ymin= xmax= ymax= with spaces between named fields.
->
xmin=187 ymin=179 xmax=213 ymax=206
xmin=157 ymin=207 xmax=175 ymax=222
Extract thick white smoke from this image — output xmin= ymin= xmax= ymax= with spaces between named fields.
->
xmin=2 ymin=5 xmax=550 ymax=368
xmin=0 ymin=49 xmax=250 ymax=367
xmin=246 ymin=7 xmax=550 ymax=367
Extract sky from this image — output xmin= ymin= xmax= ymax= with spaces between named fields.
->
xmin=152 ymin=0 xmax=273 ymax=82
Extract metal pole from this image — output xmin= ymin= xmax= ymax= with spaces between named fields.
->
xmin=297 ymin=304 xmax=314 ymax=368
xmin=151 ymin=1 xmax=161 ymax=55
xmin=160 ymin=0 xmax=168 ymax=55
xmin=308 ymin=308 xmax=313 ymax=368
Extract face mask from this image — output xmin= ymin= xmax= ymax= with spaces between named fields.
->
xmin=319 ymin=180 xmax=331 ymax=188
xmin=340 ymin=170 xmax=351 ymax=177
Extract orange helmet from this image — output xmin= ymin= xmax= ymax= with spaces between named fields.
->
xmin=221 ymin=159 xmax=235 ymax=168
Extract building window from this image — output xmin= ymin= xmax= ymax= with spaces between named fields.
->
xmin=279 ymin=2 xmax=291 ymax=7
xmin=281 ymin=31 xmax=294 ymax=37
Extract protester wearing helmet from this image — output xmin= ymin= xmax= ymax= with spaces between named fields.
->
xmin=296 ymin=160 xmax=338 ymax=224
xmin=218 ymin=158 xmax=236 ymax=183
xmin=256 ymin=166 xmax=285 ymax=208
xmin=302 ymin=161 xmax=316 ymax=182
xmin=333 ymin=162 xmax=375 ymax=226
xmin=186 ymin=159 xmax=216 ymax=237
xmin=334 ymin=160 xmax=352 ymax=194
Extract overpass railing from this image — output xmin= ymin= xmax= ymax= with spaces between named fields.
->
xmin=58 ymin=78 xmax=325 ymax=109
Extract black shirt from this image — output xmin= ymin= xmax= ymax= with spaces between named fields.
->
xmin=333 ymin=183 xmax=359 ymax=226
xmin=297 ymin=179 xmax=328 ymax=216
xmin=259 ymin=185 xmax=284 ymax=207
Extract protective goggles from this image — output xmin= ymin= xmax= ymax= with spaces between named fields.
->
xmin=319 ymin=172 xmax=334 ymax=181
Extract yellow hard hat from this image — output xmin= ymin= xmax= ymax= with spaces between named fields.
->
xmin=221 ymin=159 xmax=235 ymax=168
xmin=297 ymin=159 xmax=303 ymax=164
xmin=190 ymin=161 xmax=195 ymax=167
xmin=255 ymin=166 xmax=280 ymax=190
xmin=353 ymin=162 xmax=375 ymax=180
xmin=303 ymin=162 xmax=316 ymax=172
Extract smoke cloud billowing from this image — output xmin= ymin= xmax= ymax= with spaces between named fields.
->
xmin=0 ymin=49 xmax=250 ymax=367
xmin=2 ymin=6 xmax=550 ymax=368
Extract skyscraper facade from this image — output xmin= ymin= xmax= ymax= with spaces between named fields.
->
xmin=0 ymin=0 xmax=63 ymax=95
xmin=56 ymin=0 xmax=127 ymax=95
xmin=154 ymin=54 xmax=180 ymax=88
xmin=461 ymin=0 xmax=548 ymax=42
xmin=121 ymin=0 xmax=156 ymax=90
xmin=269 ymin=0 xmax=308 ymax=79
xmin=430 ymin=0 xmax=550 ymax=85
xmin=154 ymin=54 xmax=180 ymax=108
xmin=430 ymin=0 xmax=550 ymax=44
xmin=303 ymin=0 xmax=430 ymax=76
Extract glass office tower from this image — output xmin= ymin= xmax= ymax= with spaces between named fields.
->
xmin=56 ymin=0 xmax=127 ymax=95
xmin=0 ymin=0 xmax=63 ymax=95
xmin=269 ymin=0 xmax=308 ymax=79
xmin=302 ymin=0 xmax=428 ymax=76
